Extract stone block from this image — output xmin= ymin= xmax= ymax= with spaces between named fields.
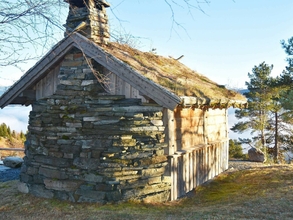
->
xmin=60 ymin=145 xmax=81 ymax=154
xmin=84 ymin=173 xmax=104 ymax=183
xmin=34 ymin=156 xmax=71 ymax=168
xmin=73 ymin=157 xmax=100 ymax=170
xmin=80 ymin=184 xmax=95 ymax=191
xmin=3 ymin=157 xmax=24 ymax=168
xmin=141 ymin=167 xmax=166 ymax=178
xmin=148 ymin=176 xmax=162 ymax=185
xmin=76 ymin=189 xmax=106 ymax=202
xmin=20 ymin=173 xmax=33 ymax=183
xmin=96 ymin=184 xmax=114 ymax=191
xmin=39 ymin=167 xmax=68 ymax=179
xmin=18 ymin=182 xmax=29 ymax=194
xmin=57 ymin=139 xmax=75 ymax=145
xmin=106 ymin=191 xmax=122 ymax=201
xmin=65 ymin=122 xmax=82 ymax=128
xmin=91 ymin=150 xmax=101 ymax=158
xmin=44 ymin=179 xmax=83 ymax=192
xmin=81 ymin=80 xmax=95 ymax=86
xmin=123 ymin=183 xmax=171 ymax=200
xmin=30 ymin=184 xmax=54 ymax=199
xmin=26 ymin=166 xmax=39 ymax=175
xmin=48 ymin=151 xmax=64 ymax=158
xmin=142 ymin=190 xmax=171 ymax=203
xmin=55 ymin=191 xmax=76 ymax=202
xmin=33 ymin=174 xmax=45 ymax=184
xmin=64 ymin=153 xmax=74 ymax=159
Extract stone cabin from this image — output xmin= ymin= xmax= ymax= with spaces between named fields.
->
xmin=0 ymin=0 xmax=246 ymax=203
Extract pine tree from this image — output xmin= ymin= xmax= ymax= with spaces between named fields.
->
xmin=0 ymin=123 xmax=8 ymax=138
xmin=229 ymin=139 xmax=244 ymax=159
xmin=231 ymin=62 xmax=275 ymax=160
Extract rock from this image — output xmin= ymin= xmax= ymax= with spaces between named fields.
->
xmin=3 ymin=156 xmax=24 ymax=168
xmin=18 ymin=182 xmax=29 ymax=194
xmin=248 ymin=147 xmax=265 ymax=162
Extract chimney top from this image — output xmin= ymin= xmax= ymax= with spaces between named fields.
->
xmin=64 ymin=0 xmax=110 ymax=45
xmin=65 ymin=0 xmax=110 ymax=8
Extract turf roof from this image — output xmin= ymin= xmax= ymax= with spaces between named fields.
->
xmin=102 ymin=42 xmax=247 ymax=108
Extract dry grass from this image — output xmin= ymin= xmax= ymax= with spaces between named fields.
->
xmin=1 ymin=165 xmax=293 ymax=219
xmin=0 ymin=137 xmax=25 ymax=158
xmin=103 ymin=43 xmax=246 ymax=104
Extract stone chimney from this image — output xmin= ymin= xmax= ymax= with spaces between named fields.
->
xmin=65 ymin=0 xmax=110 ymax=44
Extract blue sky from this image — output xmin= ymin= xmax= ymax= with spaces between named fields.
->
xmin=0 ymin=0 xmax=293 ymax=133
xmin=109 ymin=0 xmax=293 ymax=88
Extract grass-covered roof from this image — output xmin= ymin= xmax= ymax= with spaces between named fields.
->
xmin=103 ymin=43 xmax=247 ymax=108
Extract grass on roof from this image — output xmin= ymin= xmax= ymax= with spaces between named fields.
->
xmin=103 ymin=43 xmax=246 ymax=102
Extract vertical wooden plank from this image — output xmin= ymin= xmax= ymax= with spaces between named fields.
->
xmin=184 ymin=152 xmax=189 ymax=193
xmin=193 ymin=149 xmax=197 ymax=188
xmin=189 ymin=150 xmax=193 ymax=190
xmin=183 ymin=153 xmax=186 ymax=193
xmin=107 ymin=72 xmax=116 ymax=94
xmin=124 ymin=81 xmax=131 ymax=98
xmin=216 ymin=145 xmax=220 ymax=175
xmin=171 ymin=156 xmax=176 ymax=201
xmin=211 ymin=145 xmax=214 ymax=179
xmin=220 ymin=142 xmax=224 ymax=173
xmin=204 ymin=146 xmax=208 ymax=182
xmin=200 ymin=148 xmax=204 ymax=185
xmin=207 ymin=146 xmax=210 ymax=181
xmin=203 ymin=110 xmax=208 ymax=145
xmin=224 ymin=140 xmax=229 ymax=170
xmin=179 ymin=155 xmax=184 ymax=197
xmin=167 ymin=109 xmax=176 ymax=155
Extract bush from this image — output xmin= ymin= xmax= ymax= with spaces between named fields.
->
xmin=229 ymin=139 xmax=244 ymax=159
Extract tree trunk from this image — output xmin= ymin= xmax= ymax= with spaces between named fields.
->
xmin=274 ymin=111 xmax=279 ymax=163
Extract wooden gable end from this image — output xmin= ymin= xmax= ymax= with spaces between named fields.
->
xmin=0 ymin=37 xmax=75 ymax=108
xmin=0 ymin=33 xmax=181 ymax=110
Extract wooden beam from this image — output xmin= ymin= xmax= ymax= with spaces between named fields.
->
xmin=71 ymin=33 xmax=181 ymax=110
xmin=0 ymin=148 xmax=24 ymax=151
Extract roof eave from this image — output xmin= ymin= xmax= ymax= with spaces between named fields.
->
xmin=0 ymin=36 xmax=75 ymax=108
xmin=179 ymin=96 xmax=248 ymax=109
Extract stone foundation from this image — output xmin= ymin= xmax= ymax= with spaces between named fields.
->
xmin=19 ymin=49 xmax=171 ymax=203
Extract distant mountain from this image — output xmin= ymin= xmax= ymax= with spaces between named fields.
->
xmin=238 ymin=89 xmax=249 ymax=95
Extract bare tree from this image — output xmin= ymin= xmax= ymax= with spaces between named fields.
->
xmin=0 ymin=0 xmax=67 ymax=68
xmin=0 ymin=0 xmax=212 ymax=69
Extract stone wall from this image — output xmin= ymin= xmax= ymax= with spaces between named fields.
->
xmin=18 ymin=49 xmax=171 ymax=203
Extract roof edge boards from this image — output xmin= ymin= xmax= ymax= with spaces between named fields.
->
xmin=180 ymin=96 xmax=248 ymax=109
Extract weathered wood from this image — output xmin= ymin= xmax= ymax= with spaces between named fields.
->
xmin=0 ymin=37 xmax=74 ymax=108
xmin=107 ymin=72 xmax=147 ymax=103
xmin=70 ymin=33 xmax=181 ymax=110
xmin=164 ymin=108 xmax=176 ymax=155
xmin=180 ymin=96 xmax=247 ymax=108
xmin=36 ymin=64 xmax=61 ymax=100
xmin=169 ymin=141 xmax=227 ymax=200
xmin=0 ymin=148 xmax=24 ymax=151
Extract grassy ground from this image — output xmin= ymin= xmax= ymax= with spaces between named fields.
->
xmin=1 ymin=165 xmax=293 ymax=219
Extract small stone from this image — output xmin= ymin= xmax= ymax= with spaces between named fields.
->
xmin=3 ymin=157 xmax=24 ymax=168
xmin=18 ymin=182 xmax=29 ymax=194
